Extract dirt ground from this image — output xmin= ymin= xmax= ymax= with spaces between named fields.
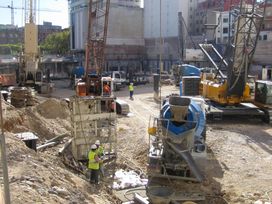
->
xmin=115 ymin=84 xmax=272 ymax=204
xmin=1 ymin=81 xmax=272 ymax=204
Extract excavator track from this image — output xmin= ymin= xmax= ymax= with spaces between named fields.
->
xmin=262 ymin=109 xmax=272 ymax=124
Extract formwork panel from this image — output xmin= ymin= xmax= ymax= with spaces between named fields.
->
xmin=70 ymin=96 xmax=117 ymax=161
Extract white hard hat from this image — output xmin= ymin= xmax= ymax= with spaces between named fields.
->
xmin=95 ymin=140 xmax=100 ymax=145
xmin=91 ymin=144 xmax=97 ymax=150
xmin=130 ymin=83 xmax=133 ymax=85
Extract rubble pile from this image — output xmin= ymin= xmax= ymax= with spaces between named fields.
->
xmin=36 ymin=98 xmax=70 ymax=119
xmin=5 ymin=132 xmax=112 ymax=204
xmin=113 ymin=169 xmax=148 ymax=190
xmin=1 ymin=98 xmax=114 ymax=203
xmin=10 ymin=87 xmax=37 ymax=108
xmin=2 ymin=98 xmax=71 ymax=140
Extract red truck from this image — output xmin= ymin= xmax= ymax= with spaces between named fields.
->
xmin=0 ymin=73 xmax=16 ymax=87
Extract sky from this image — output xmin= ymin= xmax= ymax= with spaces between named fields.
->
xmin=0 ymin=0 xmax=69 ymax=28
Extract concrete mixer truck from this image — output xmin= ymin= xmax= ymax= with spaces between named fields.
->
xmin=147 ymin=95 xmax=207 ymax=202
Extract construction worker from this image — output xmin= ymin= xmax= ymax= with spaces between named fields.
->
xmin=129 ymin=82 xmax=134 ymax=100
xmin=103 ymin=82 xmax=111 ymax=96
xmin=95 ymin=140 xmax=105 ymax=177
xmin=88 ymin=144 xmax=101 ymax=184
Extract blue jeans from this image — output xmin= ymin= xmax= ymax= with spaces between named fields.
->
xmin=130 ymin=91 xmax=133 ymax=98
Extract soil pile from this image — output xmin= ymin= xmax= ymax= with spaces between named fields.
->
xmin=2 ymin=98 xmax=72 ymax=140
xmin=1 ymin=97 xmax=114 ymax=203
xmin=5 ymin=132 xmax=113 ymax=204
xmin=36 ymin=98 xmax=70 ymax=119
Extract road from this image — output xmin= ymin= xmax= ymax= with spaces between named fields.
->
xmin=51 ymin=81 xmax=272 ymax=203
xmin=115 ymin=84 xmax=272 ymax=203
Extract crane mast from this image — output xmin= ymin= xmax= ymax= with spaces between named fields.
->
xmin=226 ymin=0 xmax=266 ymax=96
xmin=84 ymin=0 xmax=110 ymax=95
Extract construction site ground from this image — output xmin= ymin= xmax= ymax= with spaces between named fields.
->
xmin=1 ymin=79 xmax=272 ymax=204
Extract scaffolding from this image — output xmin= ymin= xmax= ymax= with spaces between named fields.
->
xmin=70 ymin=95 xmax=117 ymax=185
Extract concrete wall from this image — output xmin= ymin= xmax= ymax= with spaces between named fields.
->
xmin=144 ymin=0 xmax=189 ymax=39
xmin=69 ymin=0 xmax=145 ymax=73
xmin=107 ymin=6 xmax=144 ymax=46
xmin=254 ymin=39 xmax=272 ymax=65
xmin=70 ymin=0 xmax=88 ymax=50
xmin=70 ymin=0 xmax=144 ymax=50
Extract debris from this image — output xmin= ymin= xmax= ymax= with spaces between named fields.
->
xmin=51 ymin=186 xmax=70 ymax=197
xmin=59 ymin=138 xmax=73 ymax=155
xmin=37 ymin=142 xmax=57 ymax=151
xmin=113 ymin=169 xmax=147 ymax=190
xmin=10 ymin=87 xmax=37 ymax=108
xmin=134 ymin=193 xmax=149 ymax=204
xmin=15 ymin=132 xmax=39 ymax=151
xmin=36 ymin=98 xmax=70 ymax=119
xmin=45 ymin=132 xmax=69 ymax=144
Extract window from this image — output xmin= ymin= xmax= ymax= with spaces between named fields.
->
xmin=223 ymin=27 xmax=228 ymax=34
xmin=263 ymin=34 xmax=267 ymax=40
xmin=259 ymin=35 xmax=262 ymax=40
xmin=223 ymin=18 xmax=228 ymax=23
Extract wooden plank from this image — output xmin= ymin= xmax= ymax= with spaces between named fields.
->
xmin=73 ymin=112 xmax=116 ymax=122
xmin=73 ymin=137 xmax=116 ymax=146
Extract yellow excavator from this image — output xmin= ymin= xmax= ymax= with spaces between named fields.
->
xmin=199 ymin=0 xmax=272 ymax=122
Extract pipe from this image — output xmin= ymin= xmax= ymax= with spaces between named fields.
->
xmin=134 ymin=193 xmax=149 ymax=204
xmin=166 ymin=141 xmax=204 ymax=182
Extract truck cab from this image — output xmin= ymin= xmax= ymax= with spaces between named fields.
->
xmin=102 ymin=71 xmax=125 ymax=91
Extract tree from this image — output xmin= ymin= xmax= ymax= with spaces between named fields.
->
xmin=41 ymin=30 xmax=70 ymax=55
xmin=0 ymin=44 xmax=22 ymax=55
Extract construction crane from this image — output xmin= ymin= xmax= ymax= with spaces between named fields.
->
xmin=79 ymin=0 xmax=110 ymax=96
xmin=0 ymin=0 xmax=60 ymax=25
xmin=200 ymin=0 xmax=266 ymax=104
xmin=18 ymin=0 xmax=49 ymax=89
xmin=198 ymin=0 xmax=272 ymax=122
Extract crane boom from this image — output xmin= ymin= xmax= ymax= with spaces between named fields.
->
xmin=0 ymin=1 xmax=60 ymax=25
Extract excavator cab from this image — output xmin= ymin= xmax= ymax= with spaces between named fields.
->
xmin=255 ymin=80 xmax=272 ymax=105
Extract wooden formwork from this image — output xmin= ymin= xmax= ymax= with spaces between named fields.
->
xmin=70 ymin=96 xmax=117 ymax=161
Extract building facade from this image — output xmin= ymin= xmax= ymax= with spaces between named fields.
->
xmin=69 ymin=0 xmax=144 ymax=72
xmin=144 ymin=0 xmax=190 ymax=71
xmin=0 ymin=25 xmax=23 ymax=44
xmin=38 ymin=21 xmax=62 ymax=44
xmin=0 ymin=22 xmax=62 ymax=45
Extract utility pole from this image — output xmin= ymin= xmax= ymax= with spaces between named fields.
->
xmin=159 ymin=0 xmax=163 ymax=108
xmin=0 ymin=92 xmax=11 ymax=204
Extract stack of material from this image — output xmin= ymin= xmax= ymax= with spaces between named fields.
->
xmin=182 ymin=76 xmax=201 ymax=96
xmin=26 ymin=88 xmax=36 ymax=106
xmin=11 ymin=87 xmax=36 ymax=108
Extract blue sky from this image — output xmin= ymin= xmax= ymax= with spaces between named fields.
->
xmin=0 ymin=0 xmax=69 ymax=28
